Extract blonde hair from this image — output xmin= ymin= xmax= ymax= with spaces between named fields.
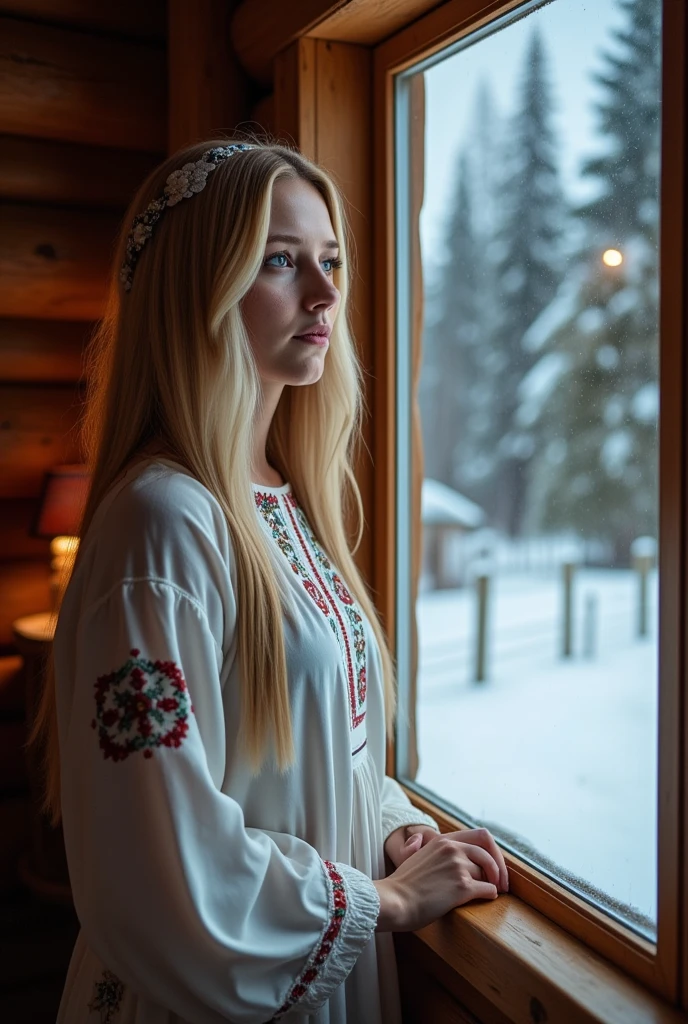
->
xmin=27 ymin=135 xmax=398 ymax=828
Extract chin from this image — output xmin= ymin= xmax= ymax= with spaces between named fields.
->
xmin=293 ymin=365 xmax=326 ymax=386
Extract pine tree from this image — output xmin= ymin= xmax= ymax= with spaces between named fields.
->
xmin=480 ymin=28 xmax=566 ymax=536
xmin=450 ymin=82 xmax=505 ymax=508
xmin=419 ymin=150 xmax=481 ymax=487
xmin=526 ymin=0 xmax=661 ymax=564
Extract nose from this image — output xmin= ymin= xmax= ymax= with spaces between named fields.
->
xmin=303 ymin=265 xmax=339 ymax=313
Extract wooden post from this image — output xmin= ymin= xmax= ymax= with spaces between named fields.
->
xmin=630 ymin=537 xmax=657 ymax=639
xmin=637 ymin=558 xmax=650 ymax=637
xmin=475 ymin=573 xmax=490 ymax=682
xmin=561 ymin=561 xmax=576 ymax=659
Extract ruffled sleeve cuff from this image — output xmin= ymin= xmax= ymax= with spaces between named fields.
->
xmin=381 ymin=804 xmax=440 ymax=845
xmin=270 ymin=860 xmax=380 ymax=1019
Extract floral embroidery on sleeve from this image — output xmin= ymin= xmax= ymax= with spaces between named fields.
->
xmin=87 ymin=968 xmax=125 ymax=1022
xmin=91 ymin=648 xmax=193 ymax=762
xmin=270 ymin=860 xmax=347 ymax=1020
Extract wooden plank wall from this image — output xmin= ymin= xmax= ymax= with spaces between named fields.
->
xmin=0 ymin=0 xmax=258 ymax=927
xmin=0 ymin=0 xmax=252 ymax=905
xmin=0 ymin=1 xmax=167 ymax=649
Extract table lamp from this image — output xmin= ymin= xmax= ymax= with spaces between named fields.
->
xmin=28 ymin=464 xmax=90 ymax=613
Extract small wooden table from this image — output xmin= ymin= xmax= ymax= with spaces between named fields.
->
xmin=11 ymin=612 xmax=72 ymax=906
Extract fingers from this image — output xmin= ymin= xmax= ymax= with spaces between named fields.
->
xmin=396 ymin=833 xmax=423 ymax=866
xmin=448 ymin=828 xmax=509 ymax=892
xmin=405 ymin=826 xmax=436 ymax=847
xmin=460 ymin=842 xmax=501 ymax=889
xmin=404 ymin=833 xmax=423 ymax=855
xmin=471 ymin=880 xmax=499 ymax=901
xmin=465 ymin=859 xmax=484 ymax=881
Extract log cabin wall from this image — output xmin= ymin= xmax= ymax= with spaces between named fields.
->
xmin=0 ymin=0 xmax=255 ymax=895
xmin=0 ymin=1 xmax=165 ymax=916
xmin=0 ymin=4 xmax=166 ymax=652
xmin=0 ymin=0 xmax=259 ymax=656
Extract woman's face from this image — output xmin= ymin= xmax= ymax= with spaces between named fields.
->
xmin=241 ymin=176 xmax=341 ymax=394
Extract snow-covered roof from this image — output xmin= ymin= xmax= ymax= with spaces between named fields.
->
xmin=421 ymin=478 xmax=485 ymax=529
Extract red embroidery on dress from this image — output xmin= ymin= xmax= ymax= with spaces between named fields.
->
xmin=271 ymin=861 xmax=347 ymax=1019
xmin=91 ymin=648 xmax=192 ymax=762
xmin=254 ymin=491 xmax=366 ymax=728
xmin=286 ymin=497 xmax=367 ymax=724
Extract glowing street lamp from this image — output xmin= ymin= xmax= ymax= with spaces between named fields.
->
xmin=602 ymin=248 xmax=623 ymax=267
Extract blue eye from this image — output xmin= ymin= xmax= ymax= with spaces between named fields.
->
xmin=264 ymin=251 xmax=343 ymax=273
xmin=266 ymin=253 xmax=289 ymax=267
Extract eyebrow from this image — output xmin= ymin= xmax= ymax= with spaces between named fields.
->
xmin=266 ymin=233 xmax=340 ymax=250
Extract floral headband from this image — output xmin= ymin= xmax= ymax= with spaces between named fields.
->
xmin=119 ymin=143 xmax=257 ymax=292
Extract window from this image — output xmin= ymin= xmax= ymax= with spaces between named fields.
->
xmin=392 ymin=0 xmax=676 ymax=979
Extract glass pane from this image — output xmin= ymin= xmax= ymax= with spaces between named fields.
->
xmin=395 ymin=0 xmax=661 ymax=940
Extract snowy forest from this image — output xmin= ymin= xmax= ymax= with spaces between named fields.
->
xmin=418 ymin=0 xmax=661 ymax=568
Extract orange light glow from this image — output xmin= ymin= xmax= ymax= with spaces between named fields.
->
xmin=602 ymin=248 xmax=623 ymax=267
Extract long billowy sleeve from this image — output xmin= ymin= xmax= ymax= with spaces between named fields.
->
xmin=59 ymin=578 xmax=380 ymax=1024
xmin=380 ymin=775 xmax=440 ymax=843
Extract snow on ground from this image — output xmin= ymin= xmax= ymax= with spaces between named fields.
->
xmin=413 ymin=567 xmax=658 ymax=929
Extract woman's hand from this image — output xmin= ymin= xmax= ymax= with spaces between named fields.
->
xmin=385 ymin=824 xmax=508 ymax=892
xmin=384 ymin=824 xmax=440 ymax=869
xmin=374 ymin=830 xmax=506 ymax=932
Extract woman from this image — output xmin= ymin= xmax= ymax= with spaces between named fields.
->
xmin=30 ymin=137 xmax=508 ymax=1023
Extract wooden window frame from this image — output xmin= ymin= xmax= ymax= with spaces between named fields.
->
xmin=373 ymin=0 xmax=686 ymax=1010
xmin=234 ymin=0 xmax=687 ymax=1015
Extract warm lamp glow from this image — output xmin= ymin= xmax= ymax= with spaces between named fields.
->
xmin=29 ymin=464 xmax=89 ymax=539
xmin=602 ymin=248 xmax=623 ymax=267
xmin=29 ymin=464 xmax=90 ymax=613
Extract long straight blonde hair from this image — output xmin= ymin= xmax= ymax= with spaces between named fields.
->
xmin=27 ymin=136 xmax=398 ymax=828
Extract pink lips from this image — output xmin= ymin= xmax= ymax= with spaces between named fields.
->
xmin=294 ymin=333 xmax=329 ymax=346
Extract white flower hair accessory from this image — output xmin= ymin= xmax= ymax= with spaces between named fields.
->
xmin=120 ymin=143 xmax=256 ymax=292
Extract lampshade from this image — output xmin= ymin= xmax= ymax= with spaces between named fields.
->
xmin=29 ymin=464 xmax=90 ymax=539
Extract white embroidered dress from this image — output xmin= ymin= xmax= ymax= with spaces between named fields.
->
xmin=54 ymin=457 xmax=438 ymax=1024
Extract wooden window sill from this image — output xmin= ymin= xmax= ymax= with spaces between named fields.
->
xmin=407 ymin=892 xmax=685 ymax=1024
xmin=402 ymin=793 xmax=685 ymax=1023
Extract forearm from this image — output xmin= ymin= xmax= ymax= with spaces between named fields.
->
xmin=372 ymin=878 xmax=403 ymax=931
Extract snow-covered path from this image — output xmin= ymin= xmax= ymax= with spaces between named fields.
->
xmin=414 ymin=568 xmax=658 ymax=931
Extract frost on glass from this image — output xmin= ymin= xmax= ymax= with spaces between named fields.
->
xmin=408 ymin=0 xmax=661 ymax=938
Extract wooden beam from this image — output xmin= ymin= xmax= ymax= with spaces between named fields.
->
xmin=274 ymin=40 xmax=375 ymax=578
xmin=273 ymin=39 xmax=316 ymax=154
xmin=407 ymin=71 xmax=425 ymax=782
xmin=372 ymin=37 xmax=397 ymax=780
xmin=232 ymin=0 xmax=342 ymax=86
xmin=0 ymin=135 xmax=162 ymax=208
xmin=310 ymin=42 xmax=375 ymax=592
xmin=272 ymin=38 xmax=374 ymax=590
xmin=658 ymin=0 xmax=688 ymax=1009
xmin=168 ymin=0 xmax=249 ymax=153
xmin=0 ymin=16 xmax=166 ymax=151
xmin=0 ymin=384 xmax=84 ymax=499
xmin=0 ymin=319 xmax=89 ymax=383
xmin=231 ymin=0 xmax=445 ymax=85
xmin=0 ymin=203 xmax=120 ymax=320
xmin=308 ymin=0 xmax=446 ymax=45
xmin=373 ymin=0 xmax=527 ymax=76
xmin=0 ymin=0 xmax=166 ymax=41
